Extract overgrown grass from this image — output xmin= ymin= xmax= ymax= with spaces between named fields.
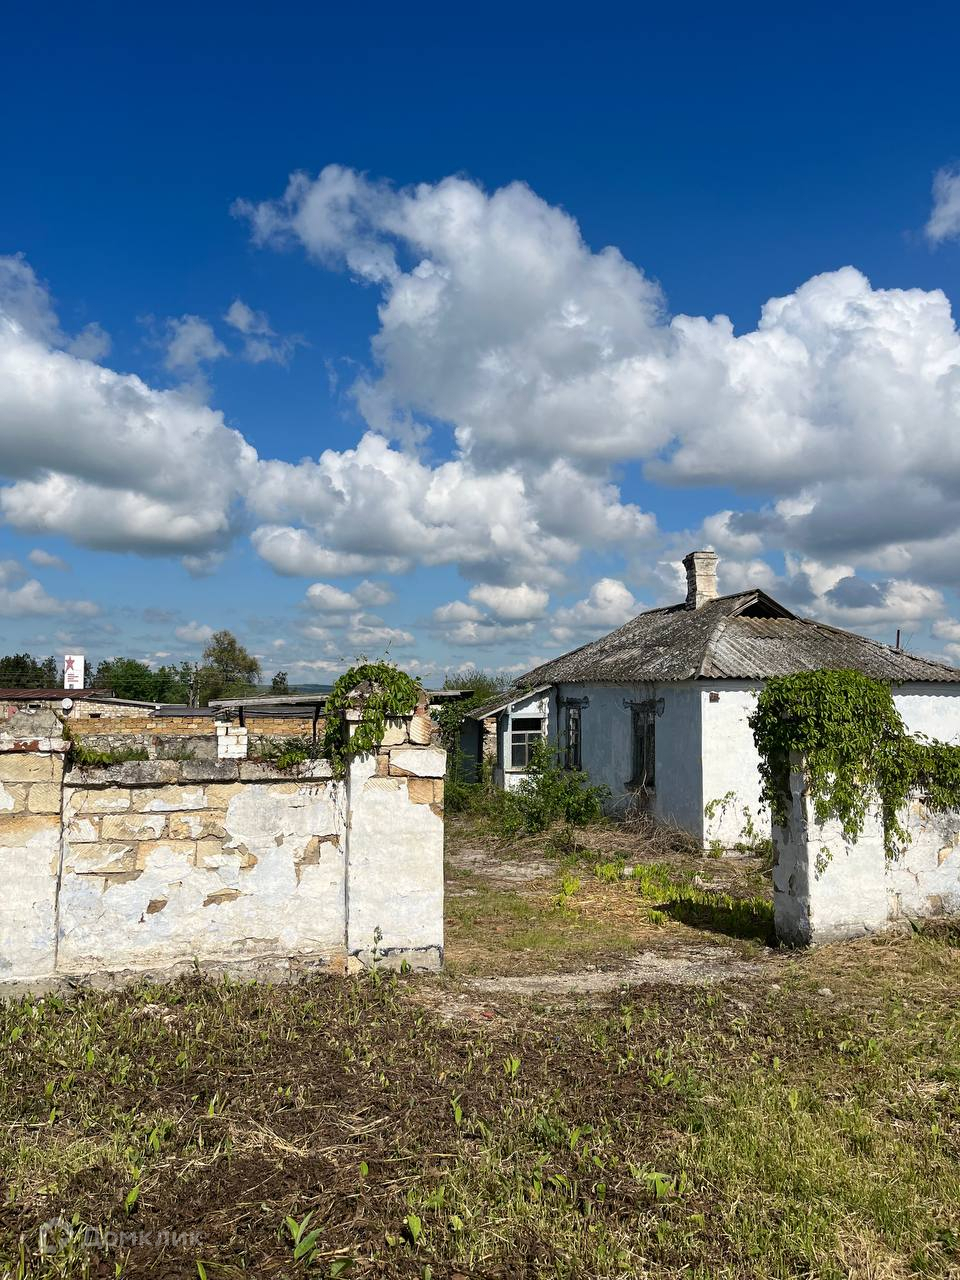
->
xmin=1 ymin=936 xmax=958 ymax=1278
xmin=630 ymin=861 xmax=774 ymax=943
xmin=446 ymin=879 xmax=641 ymax=973
xmin=70 ymin=742 xmax=149 ymax=767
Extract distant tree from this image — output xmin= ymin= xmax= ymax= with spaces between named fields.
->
xmin=94 ymin=658 xmax=158 ymax=701
xmin=198 ymin=630 xmax=261 ymax=705
xmin=271 ymin=671 xmax=290 ymax=695
xmin=0 ymin=653 xmax=59 ymax=688
xmin=443 ymin=666 xmax=511 ymax=706
xmin=152 ymin=663 xmax=194 ymax=704
xmin=437 ymin=667 xmax=514 ymax=771
xmin=93 ymin=657 xmax=192 ymax=703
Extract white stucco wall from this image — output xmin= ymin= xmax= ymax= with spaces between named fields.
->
xmin=346 ymin=750 xmax=444 ymax=966
xmin=773 ymin=762 xmax=960 ymax=945
xmin=490 ymin=678 xmax=960 ymax=852
xmin=698 ymin=682 xmax=766 ymax=847
xmin=544 ymin=683 xmax=706 ymax=835
xmin=57 ymin=777 xmax=348 ymax=975
xmin=893 ymin=685 xmax=960 ymax=743
xmin=0 ymin=739 xmax=66 ymax=983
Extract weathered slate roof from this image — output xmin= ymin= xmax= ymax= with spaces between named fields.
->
xmin=519 ymin=590 xmax=960 ymax=686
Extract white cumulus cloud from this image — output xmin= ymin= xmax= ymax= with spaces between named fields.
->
xmin=926 ymin=165 xmax=960 ymax=246
xmin=175 ymin=621 xmax=214 ymax=644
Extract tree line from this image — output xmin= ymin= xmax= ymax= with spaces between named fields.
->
xmin=0 ymin=631 xmax=288 ymax=706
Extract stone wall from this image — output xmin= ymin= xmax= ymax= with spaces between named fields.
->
xmin=0 ymin=712 xmax=444 ymax=987
xmin=63 ymin=712 xmax=320 ymax=762
xmin=772 ymin=759 xmax=960 ymax=945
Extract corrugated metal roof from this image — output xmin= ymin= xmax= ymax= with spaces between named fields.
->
xmin=0 ymin=688 xmax=109 ymax=701
xmin=519 ymin=590 xmax=960 ymax=686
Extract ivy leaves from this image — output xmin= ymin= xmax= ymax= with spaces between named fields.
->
xmin=323 ymin=661 xmax=422 ymax=776
xmin=749 ymin=670 xmax=960 ymax=859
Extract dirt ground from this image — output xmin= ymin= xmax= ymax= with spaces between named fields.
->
xmin=442 ymin=813 xmax=775 ymax=988
xmin=2 ymin=813 xmax=958 ymax=1279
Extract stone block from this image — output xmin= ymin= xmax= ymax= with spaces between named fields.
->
xmin=65 ymin=760 xmax=180 ymax=787
xmin=100 ymin=812 xmax=167 ymax=840
xmin=205 ymin=782 xmax=245 ymax=805
xmin=0 ymin=781 xmax=27 ymax=813
xmin=135 ymin=839 xmax=197 ymax=868
xmin=364 ymin=777 xmax=404 ymax=793
xmin=194 ymin=837 xmax=255 ymax=868
xmin=65 ymin=815 xmax=99 ymax=843
xmin=132 ymin=785 xmax=207 ymax=812
xmin=180 ymin=760 xmax=240 ymax=783
xmin=238 ymin=761 xmax=291 ymax=782
xmin=169 ymin=810 xmax=228 ymax=839
xmin=68 ymin=786 xmax=131 ymax=814
xmin=296 ymin=758 xmax=333 ymax=780
xmin=67 ymin=841 xmax=137 ymax=875
xmin=0 ymin=752 xmax=56 ymax=782
xmin=0 ymin=812 xmax=60 ymax=847
xmin=381 ymin=719 xmax=408 ymax=746
xmin=27 ymin=782 xmax=63 ymax=814
xmin=407 ymin=777 xmax=434 ymax=805
xmin=408 ymin=715 xmax=436 ymax=745
xmin=389 ymin=746 xmax=446 ymax=779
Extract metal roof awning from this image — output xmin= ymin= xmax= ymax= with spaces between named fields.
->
xmin=466 ymin=685 xmax=552 ymax=721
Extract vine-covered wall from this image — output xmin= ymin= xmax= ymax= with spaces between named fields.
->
xmin=752 ymin=671 xmax=960 ymax=944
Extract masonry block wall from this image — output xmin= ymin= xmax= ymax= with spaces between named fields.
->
xmin=40 ymin=711 xmax=318 ymax=762
xmin=0 ymin=711 xmax=444 ymax=986
xmin=772 ymin=759 xmax=960 ymax=945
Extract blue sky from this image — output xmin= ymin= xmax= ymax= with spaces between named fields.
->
xmin=3 ymin=0 xmax=960 ymax=682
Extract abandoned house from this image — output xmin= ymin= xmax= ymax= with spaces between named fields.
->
xmin=462 ymin=550 xmax=960 ymax=847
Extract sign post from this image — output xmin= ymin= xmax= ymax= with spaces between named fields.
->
xmin=63 ymin=655 xmax=85 ymax=691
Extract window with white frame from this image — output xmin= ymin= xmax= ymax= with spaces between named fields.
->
xmin=510 ymin=716 xmax=543 ymax=768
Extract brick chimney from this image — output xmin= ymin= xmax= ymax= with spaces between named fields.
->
xmin=683 ymin=550 xmax=719 ymax=609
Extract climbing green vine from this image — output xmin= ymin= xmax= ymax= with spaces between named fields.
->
xmin=322 ymin=661 xmax=422 ymax=776
xmin=749 ymin=669 xmax=960 ymax=858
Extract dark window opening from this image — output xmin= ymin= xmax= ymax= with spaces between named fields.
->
xmin=562 ymin=704 xmax=582 ymax=770
xmin=511 ymin=716 xmax=543 ymax=768
xmin=631 ymin=707 xmax=655 ymax=788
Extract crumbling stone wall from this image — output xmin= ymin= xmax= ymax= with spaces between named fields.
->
xmin=0 ymin=712 xmax=444 ymax=986
xmin=773 ymin=758 xmax=960 ymax=945
xmin=67 ymin=712 xmax=319 ymax=761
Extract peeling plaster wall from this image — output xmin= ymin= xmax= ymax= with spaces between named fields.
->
xmin=773 ymin=762 xmax=960 ymax=945
xmin=0 ymin=713 xmax=445 ymax=986
xmin=0 ymin=727 xmax=66 ymax=983
xmin=57 ymin=763 xmax=347 ymax=975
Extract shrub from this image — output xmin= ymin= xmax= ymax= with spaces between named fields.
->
xmin=497 ymin=741 xmax=609 ymax=837
xmin=252 ymin=734 xmax=321 ymax=770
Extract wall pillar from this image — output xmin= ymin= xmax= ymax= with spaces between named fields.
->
xmin=773 ymin=757 xmax=889 ymax=945
xmin=344 ymin=709 xmax=445 ymax=969
xmin=0 ymin=711 xmax=68 ymax=982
